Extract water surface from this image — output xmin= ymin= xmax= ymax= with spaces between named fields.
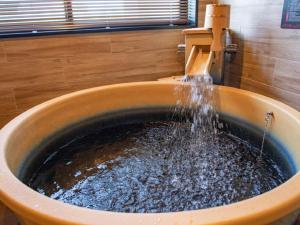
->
xmin=25 ymin=110 xmax=294 ymax=213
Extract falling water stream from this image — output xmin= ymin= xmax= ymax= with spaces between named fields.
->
xmin=260 ymin=112 xmax=274 ymax=158
xmin=24 ymin=75 xmax=294 ymax=213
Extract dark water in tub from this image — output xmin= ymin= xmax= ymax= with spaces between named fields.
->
xmin=23 ymin=109 xmax=295 ymax=213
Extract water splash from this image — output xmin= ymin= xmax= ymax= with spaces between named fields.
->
xmin=173 ymin=74 xmax=217 ymax=147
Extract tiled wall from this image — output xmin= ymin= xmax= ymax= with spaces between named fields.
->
xmin=221 ymin=0 xmax=300 ymax=110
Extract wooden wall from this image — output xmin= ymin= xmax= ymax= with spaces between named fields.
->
xmin=220 ymin=0 xmax=300 ymax=110
xmin=3 ymin=0 xmax=300 ymax=127
xmin=0 ymin=29 xmax=186 ymax=127
xmin=0 ymin=0 xmax=215 ymax=127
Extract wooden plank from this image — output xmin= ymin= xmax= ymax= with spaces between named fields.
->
xmin=0 ymin=88 xmax=17 ymax=116
xmin=0 ymin=59 xmax=65 ymax=89
xmin=111 ymin=29 xmax=183 ymax=53
xmin=241 ymin=77 xmax=300 ymax=110
xmin=273 ymin=58 xmax=300 ymax=94
xmin=4 ymin=35 xmax=111 ymax=62
xmin=0 ymin=42 xmax=7 ymax=63
xmin=0 ymin=27 xmax=186 ymax=125
xmin=14 ymin=81 xmax=71 ymax=112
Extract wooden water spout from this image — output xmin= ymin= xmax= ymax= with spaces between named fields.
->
xmin=159 ymin=4 xmax=233 ymax=83
xmin=183 ymin=4 xmax=231 ymax=83
xmin=185 ymin=45 xmax=213 ymax=77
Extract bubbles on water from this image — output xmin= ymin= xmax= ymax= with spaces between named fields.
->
xmin=173 ymin=74 xmax=217 ymax=155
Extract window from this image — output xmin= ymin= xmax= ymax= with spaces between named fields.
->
xmin=0 ymin=0 xmax=196 ymax=37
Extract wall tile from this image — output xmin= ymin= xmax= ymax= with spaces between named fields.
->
xmin=0 ymin=59 xmax=65 ymax=88
xmin=241 ymin=77 xmax=300 ymax=110
xmin=0 ymin=42 xmax=7 ymax=63
xmin=111 ymin=29 xmax=183 ymax=53
xmin=273 ymin=59 xmax=300 ymax=95
xmin=220 ymin=0 xmax=300 ymax=110
xmin=4 ymin=35 xmax=111 ymax=62
xmin=0 ymin=88 xmax=17 ymax=116
xmin=14 ymin=81 xmax=71 ymax=112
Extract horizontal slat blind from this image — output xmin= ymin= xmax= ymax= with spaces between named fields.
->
xmin=0 ymin=0 xmax=190 ymax=35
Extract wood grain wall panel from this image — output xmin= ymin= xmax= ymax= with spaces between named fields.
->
xmin=64 ymin=49 xmax=185 ymax=92
xmin=3 ymin=35 xmax=111 ymax=61
xmin=0 ymin=88 xmax=17 ymax=128
xmin=0 ymin=59 xmax=65 ymax=88
xmin=243 ymin=41 xmax=271 ymax=55
xmin=0 ymin=114 xmax=17 ymax=129
xmin=242 ymin=53 xmax=275 ymax=85
xmin=242 ymin=28 xmax=300 ymax=62
xmin=241 ymin=78 xmax=300 ymax=111
xmin=220 ymin=0 xmax=300 ymax=110
xmin=273 ymin=59 xmax=300 ymax=95
xmin=1 ymin=0 xmax=298 ymax=128
xmin=14 ymin=81 xmax=71 ymax=112
xmin=110 ymin=29 xmax=183 ymax=53
xmin=0 ymin=42 xmax=7 ymax=63
xmin=0 ymin=88 xmax=17 ymax=115
xmin=0 ymin=29 xmax=185 ymax=126
xmin=63 ymin=50 xmax=171 ymax=81
xmin=0 ymin=0 xmax=212 ymax=127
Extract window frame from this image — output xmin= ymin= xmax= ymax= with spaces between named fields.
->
xmin=0 ymin=0 xmax=198 ymax=39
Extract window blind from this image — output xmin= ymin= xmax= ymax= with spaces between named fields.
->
xmin=0 ymin=0 xmax=193 ymax=36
